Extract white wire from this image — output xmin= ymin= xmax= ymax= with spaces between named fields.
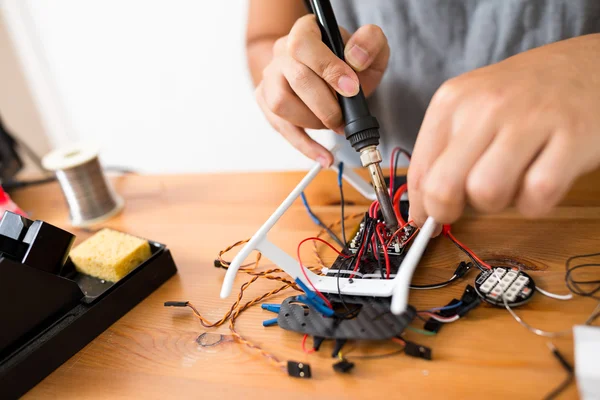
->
xmin=536 ymin=287 xmax=573 ymax=301
xmin=425 ymin=314 xmax=460 ymax=323
xmin=494 ymin=268 xmax=599 ymax=337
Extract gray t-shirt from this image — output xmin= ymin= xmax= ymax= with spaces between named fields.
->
xmin=329 ymin=0 xmax=600 ymax=164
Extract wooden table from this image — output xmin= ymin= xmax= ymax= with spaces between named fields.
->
xmin=11 ymin=169 xmax=600 ymax=399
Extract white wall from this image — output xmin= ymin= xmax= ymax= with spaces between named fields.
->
xmin=3 ymin=0 xmax=334 ymax=173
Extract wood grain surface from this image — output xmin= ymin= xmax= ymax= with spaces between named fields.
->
xmin=10 ymin=168 xmax=600 ymax=400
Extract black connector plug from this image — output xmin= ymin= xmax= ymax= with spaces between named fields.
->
xmin=438 ymin=299 xmax=461 ymax=317
xmin=423 ymin=318 xmax=443 ymax=333
xmin=460 ymin=284 xmax=478 ymax=305
xmin=287 ymin=361 xmax=312 ymax=378
xmin=313 ymin=336 xmax=325 ymax=352
xmin=457 ymin=298 xmax=481 ymax=317
xmin=214 ymin=259 xmax=224 ymax=268
xmin=404 ymin=341 xmax=432 ymax=360
xmin=454 ymin=261 xmax=473 ymax=278
xmin=333 ymin=359 xmax=355 ymax=373
xmin=331 ymin=338 xmax=347 ymax=358
xmin=164 ymin=301 xmax=189 ymax=307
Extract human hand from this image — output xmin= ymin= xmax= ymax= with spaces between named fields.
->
xmin=255 ymin=15 xmax=389 ymax=167
xmin=408 ymin=35 xmax=600 ymax=228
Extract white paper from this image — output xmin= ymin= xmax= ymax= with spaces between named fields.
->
xmin=574 ymin=325 xmax=600 ymax=400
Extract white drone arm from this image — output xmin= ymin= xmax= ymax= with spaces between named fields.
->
xmin=220 ymin=156 xmax=434 ymax=315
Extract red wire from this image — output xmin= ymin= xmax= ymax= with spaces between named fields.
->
xmin=349 ymin=229 xmax=369 ymax=279
xmin=392 ymin=183 xmax=407 ymax=225
xmin=443 ymin=228 xmax=492 ymax=270
xmin=386 ymin=219 xmax=413 ymax=247
xmin=301 ymin=334 xmax=315 ymax=354
xmin=297 ymin=237 xmax=350 ymax=308
xmin=375 ymin=223 xmax=391 ymax=279
xmin=369 ymin=200 xmax=379 ymax=218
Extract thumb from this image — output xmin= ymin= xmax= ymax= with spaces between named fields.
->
xmin=343 ymin=25 xmax=390 ymax=97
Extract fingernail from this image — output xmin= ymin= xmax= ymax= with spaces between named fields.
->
xmin=317 ymin=156 xmax=330 ymax=168
xmin=338 ymin=75 xmax=359 ymax=96
xmin=345 ymin=44 xmax=370 ymax=70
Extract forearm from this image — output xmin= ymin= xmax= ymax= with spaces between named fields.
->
xmin=246 ymin=0 xmax=306 ymax=87
xmin=247 ymin=38 xmax=278 ymax=87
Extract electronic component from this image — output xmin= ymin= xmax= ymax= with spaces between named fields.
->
xmin=474 ymin=267 xmax=536 ymax=307
xmin=333 ymin=359 xmax=355 ymax=373
xmin=332 ymin=339 xmax=347 ymax=358
xmin=287 ymin=361 xmax=312 ymax=378
xmin=404 ymin=341 xmax=432 ymax=360
xmin=423 ymin=318 xmax=443 ymax=333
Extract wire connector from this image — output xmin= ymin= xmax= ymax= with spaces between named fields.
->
xmin=164 ymin=301 xmax=189 ymax=307
xmin=457 ymin=298 xmax=481 ymax=317
xmin=404 ymin=341 xmax=432 ymax=360
xmin=333 ymin=359 xmax=355 ymax=373
xmin=296 ymin=294 xmax=335 ymax=317
xmin=287 ymin=361 xmax=312 ymax=378
xmin=453 ymin=261 xmax=473 ymax=278
xmin=460 ymin=284 xmax=479 ymax=305
xmin=262 ymin=317 xmax=278 ymax=327
xmin=261 ymin=304 xmax=281 ymax=313
xmin=423 ymin=318 xmax=443 ymax=333
xmin=456 ymin=285 xmax=481 ymax=317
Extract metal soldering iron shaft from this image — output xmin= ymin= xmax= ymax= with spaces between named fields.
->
xmin=369 ymin=164 xmax=399 ymax=232
xmin=360 ymin=146 xmax=399 ymax=232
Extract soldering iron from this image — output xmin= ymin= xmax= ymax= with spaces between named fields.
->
xmin=305 ymin=0 xmax=400 ymax=233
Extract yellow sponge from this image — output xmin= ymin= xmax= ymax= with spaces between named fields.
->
xmin=70 ymin=228 xmax=152 ymax=282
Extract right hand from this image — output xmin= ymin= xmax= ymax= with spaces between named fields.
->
xmin=255 ymin=15 xmax=390 ymax=167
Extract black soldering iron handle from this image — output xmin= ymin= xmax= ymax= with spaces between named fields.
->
xmin=305 ymin=0 xmax=380 ymax=152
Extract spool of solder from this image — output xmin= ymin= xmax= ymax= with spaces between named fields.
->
xmin=42 ymin=144 xmax=124 ymax=227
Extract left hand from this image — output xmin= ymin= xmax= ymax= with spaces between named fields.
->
xmin=408 ymin=34 xmax=600 ymax=229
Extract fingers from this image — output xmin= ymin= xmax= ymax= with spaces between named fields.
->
xmin=420 ymin=101 xmax=501 ymax=224
xmin=288 ymin=15 xmax=360 ymax=97
xmin=466 ymin=124 xmax=552 ymax=213
xmin=255 ymin=83 xmax=333 ymax=167
xmin=515 ymin=134 xmax=577 ymax=217
xmin=343 ymin=24 xmax=389 ymax=97
xmin=260 ymin=61 xmax=326 ymax=130
xmin=281 ymin=57 xmax=344 ymax=132
xmin=407 ymin=83 xmax=457 ymax=227
xmin=344 ymin=24 xmax=389 ymax=70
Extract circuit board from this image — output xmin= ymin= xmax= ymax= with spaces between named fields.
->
xmin=324 ymin=215 xmax=416 ymax=280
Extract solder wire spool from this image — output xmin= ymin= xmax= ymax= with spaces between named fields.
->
xmin=42 ymin=144 xmax=124 ymax=227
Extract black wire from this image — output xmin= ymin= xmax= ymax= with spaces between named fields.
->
xmin=2 ymin=167 xmax=136 ymax=191
xmin=338 ymin=162 xmax=347 ymax=246
xmin=410 ymin=276 xmax=458 ymax=289
xmin=544 ymin=374 xmax=574 ymax=400
xmin=565 ymin=252 xmax=600 ymax=300
xmin=374 ymin=234 xmax=385 ymax=279
xmin=391 ymin=148 xmax=411 ymax=198
xmin=336 ymin=256 xmax=352 ymax=315
xmin=447 ymin=236 xmax=488 ymax=272
xmin=2 ymin=177 xmax=56 ymax=190
xmin=334 ymin=215 xmax=371 ymax=318
xmin=543 ymin=344 xmax=574 ymax=399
